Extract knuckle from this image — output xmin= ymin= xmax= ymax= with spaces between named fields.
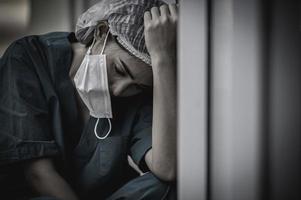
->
xmin=160 ymin=16 xmax=169 ymax=24
xmin=145 ymin=21 xmax=157 ymax=30
xmin=171 ymin=16 xmax=178 ymax=23
xmin=151 ymin=6 xmax=158 ymax=12
xmin=160 ymin=4 xmax=168 ymax=10
xmin=144 ymin=23 xmax=151 ymax=30
xmin=153 ymin=20 xmax=160 ymax=27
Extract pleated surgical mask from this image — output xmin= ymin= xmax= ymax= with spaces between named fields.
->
xmin=74 ymin=29 xmax=112 ymax=139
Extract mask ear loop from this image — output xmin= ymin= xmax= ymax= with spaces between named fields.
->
xmin=94 ymin=118 xmax=112 ymax=140
xmin=94 ymin=28 xmax=112 ymax=140
xmin=87 ymin=36 xmax=96 ymax=55
xmin=87 ymin=28 xmax=110 ymax=55
xmin=100 ymin=29 xmax=110 ymax=55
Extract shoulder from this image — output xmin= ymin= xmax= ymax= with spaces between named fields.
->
xmin=0 ymin=32 xmax=74 ymax=93
xmin=1 ymin=32 xmax=74 ymax=80
xmin=2 ymin=32 xmax=72 ymax=60
xmin=38 ymin=32 xmax=74 ymax=49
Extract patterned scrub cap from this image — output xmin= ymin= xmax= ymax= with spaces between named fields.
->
xmin=75 ymin=0 xmax=166 ymax=66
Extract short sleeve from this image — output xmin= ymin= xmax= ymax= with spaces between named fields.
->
xmin=0 ymin=40 xmax=59 ymax=165
xmin=129 ymin=102 xmax=153 ymax=172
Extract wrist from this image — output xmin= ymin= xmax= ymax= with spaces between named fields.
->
xmin=151 ymin=53 xmax=176 ymax=69
xmin=151 ymin=56 xmax=177 ymax=83
xmin=150 ymin=50 xmax=176 ymax=63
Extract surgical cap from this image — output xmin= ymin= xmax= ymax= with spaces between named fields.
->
xmin=75 ymin=0 xmax=166 ymax=65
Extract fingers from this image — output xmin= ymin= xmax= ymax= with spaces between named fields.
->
xmin=160 ymin=4 xmax=170 ymax=18
xmin=168 ymin=4 xmax=178 ymax=19
xmin=144 ymin=11 xmax=151 ymax=24
xmin=144 ymin=4 xmax=178 ymax=22
xmin=151 ymin=6 xmax=160 ymax=20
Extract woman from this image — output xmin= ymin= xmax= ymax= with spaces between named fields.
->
xmin=0 ymin=0 xmax=177 ymax=199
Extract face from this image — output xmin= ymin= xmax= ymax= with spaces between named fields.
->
xmin=92 ymin=35 xmax=153 ymax=97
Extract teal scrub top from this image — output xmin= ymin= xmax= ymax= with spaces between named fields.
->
xmin=0 ymin=32 xmax=153 ymax=199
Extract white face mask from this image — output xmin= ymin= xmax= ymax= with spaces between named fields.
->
xmin=74 ymin=30 xmax=112 ymax=139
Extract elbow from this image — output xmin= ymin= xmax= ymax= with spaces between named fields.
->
xmin=152 ymin=165 xmax=177 ymax=182
xmin=162 ymin=168 xmax=176 ymax=182
xmin=145 ymin=150 xmax=177 ymax=182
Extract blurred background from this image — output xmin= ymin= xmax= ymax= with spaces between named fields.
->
xmin=0 ymin=0 xmax=176 ymax=56
xmin=0 ymin=0 xmax=114 ymax=56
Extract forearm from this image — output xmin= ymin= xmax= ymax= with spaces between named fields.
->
xmin=25 ymin=158 xmax=79 ymax=200
xmin=143 ymin=3 xmax=178 ymax=181
xmin=151 ymin=55 xmax=177 ymax=181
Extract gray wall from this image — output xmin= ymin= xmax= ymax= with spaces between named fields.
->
xmin=0 ymin=0 xmax=177 ymax=56
xmin=269 ymin=1 xmax=301 ymax=199
xmin=178 ymin=0 xmax=301 ymax=200
xmin=0 ymin=0 xmax=73 ymax=56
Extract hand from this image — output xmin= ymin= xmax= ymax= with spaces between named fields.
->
xmin=144 ymin=4 xmax=178 ymax=62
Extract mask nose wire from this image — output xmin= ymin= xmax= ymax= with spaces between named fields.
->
xmin=94 ymin=118 xmax=112 ymax=140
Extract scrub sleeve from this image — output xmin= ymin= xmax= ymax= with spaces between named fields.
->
xmin=129 ymin=103 xmax=153 ymax=172
xmin=0 ymin=40 xmax=60 ymax=166
xmin=108 ymin=103 xmax=176 ymax=200
xmin=106 ymin=172 xmax=171 ymax=200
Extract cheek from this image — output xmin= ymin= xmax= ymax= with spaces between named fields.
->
xmin=135 ymin=70 xmax=153 ymax=88
xmin=141 ymin=71 xmax=153 ymax=86
xmin=111 ymin=79 xmax=142 ymax=97
xmin=105 ymin=59 xmax=117 ymax=85
xmin=106 ymin=70 xmax=140 ymax=97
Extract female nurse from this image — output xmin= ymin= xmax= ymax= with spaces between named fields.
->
xmin=0 ymin=0 xmax=177 ymax=199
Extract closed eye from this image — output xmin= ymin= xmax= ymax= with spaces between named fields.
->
xmin=120 ymin=60 xmax=134 ymax=80
xmin=114 ymin=63 xmax=126 ymax=76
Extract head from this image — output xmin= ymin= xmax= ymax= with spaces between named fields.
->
xmin=75 ymin=0 xmax=166 ymax=97
xmin=90 ymin=22 xmax=153 ymax=97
